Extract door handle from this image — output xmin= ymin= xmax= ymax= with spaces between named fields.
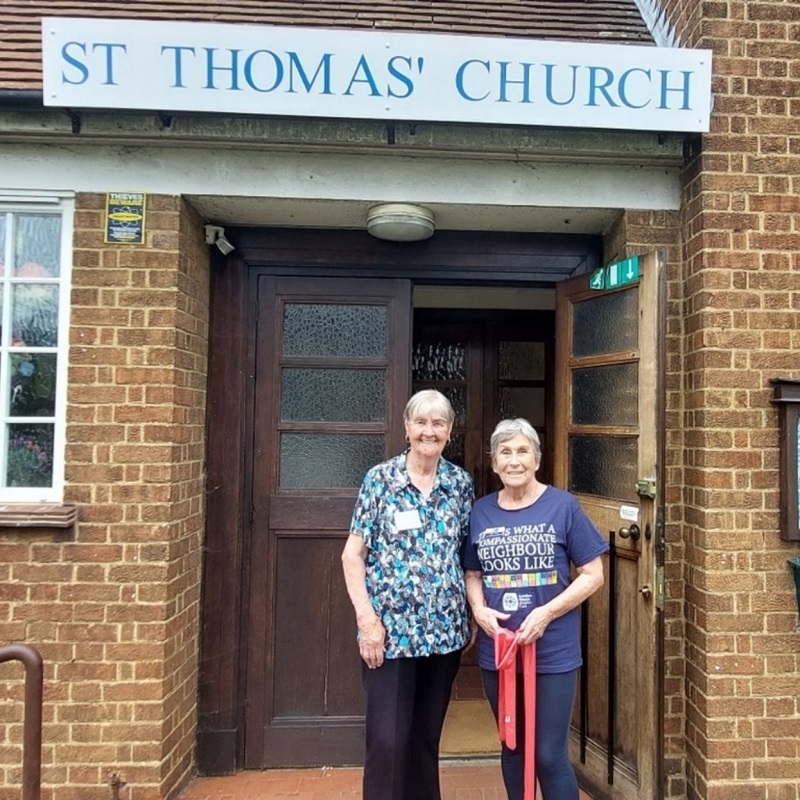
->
xmin=618 ymin=524 xmax=641 ymax=541
xmin=639 ymin=585 xmax=652 ymax=600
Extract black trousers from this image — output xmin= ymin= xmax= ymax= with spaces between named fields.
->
xmin=361 ymin=650 xmax=462 ymax=800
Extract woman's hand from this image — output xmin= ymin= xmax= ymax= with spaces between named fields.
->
xmin=472 ymin=605 xmax=511 ymax=639
xmin=358 ymin=617 xmax=386 ymax=669
xmin=515 ymin=605 xmax=555 ymax=645
xmin=465 ymin=569 xmax=509 ymax=639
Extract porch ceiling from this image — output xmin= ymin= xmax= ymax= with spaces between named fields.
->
xmin=186 ymin=195 xmax=617 ymax=235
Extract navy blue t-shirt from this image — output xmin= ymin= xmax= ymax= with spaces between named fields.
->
xmin=463 ymin=486 xmax=608 ymax=673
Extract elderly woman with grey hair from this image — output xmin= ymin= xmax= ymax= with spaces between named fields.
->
xmin=463 ymin=418 xmax=607 ymax=800
xmin=342 ymin=389 xmax=474 ymax=800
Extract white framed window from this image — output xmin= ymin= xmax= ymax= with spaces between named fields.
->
xmin=0 ymin=193 xmax=73 ymax=502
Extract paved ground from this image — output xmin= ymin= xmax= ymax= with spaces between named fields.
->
xmin=176 ymin=763 xmax=594 ymax=799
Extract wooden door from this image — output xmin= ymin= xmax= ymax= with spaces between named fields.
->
xmin=243 ymin=276 xmax=411 ymax=768
xmin=554 ymin=253 xmax=664 ymax=800
xmin=412 ymin=311 xmax=554 ymax=496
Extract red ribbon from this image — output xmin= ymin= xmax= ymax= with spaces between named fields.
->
xmin=495 ymin=629 xmax=537 ymax=800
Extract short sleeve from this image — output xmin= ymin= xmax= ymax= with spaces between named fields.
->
xmin=461 ymin=501 xmax=483 ymax=571
xmin=349 ymin=469 xmax=378 ymax=549
xmin=565 ymin=494 xmax=609 ymax=566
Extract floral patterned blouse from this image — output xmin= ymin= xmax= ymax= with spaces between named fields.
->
xmin=350 ymin=452 xmax=474 ymax=658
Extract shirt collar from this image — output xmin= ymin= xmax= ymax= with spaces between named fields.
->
xmin=389 ymin=451 xmax=457 ymax=495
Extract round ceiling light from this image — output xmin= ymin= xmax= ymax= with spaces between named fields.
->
xmin=366 ymin=203 xmax=435 ymax=242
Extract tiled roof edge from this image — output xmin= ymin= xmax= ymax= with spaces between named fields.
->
xmin=633 ymin=0 xmax=681 ymax=47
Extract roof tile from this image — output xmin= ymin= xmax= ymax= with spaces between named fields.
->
xmin=0 ymin=1 xmax=653 ymax=91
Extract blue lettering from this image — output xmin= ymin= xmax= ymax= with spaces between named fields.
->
xmin=586 ymin=66 xmax=619 ymax=107
xmin=244 ymin=50 xmax=284 ymax=92
xmin=161 ymin=45 xmax=196 ymax=88
xmin=455 ymin=59 xmax=491 ymax=101
xmin=91 ymin=43 xmax=127 ymax=86
xmin=287 ymin=52 xmax=332 ymax=94
xmin=204 ymin=48 xmax=241 ymax=90
xmin=543 ymin=64 xmax=579 ymax=106
xmin=344 ymin=56 xmax=381 ymax=96
xmin=618 ymin=68 xmax=651 ymax=109
xmin=497 ymin=62 xmax=534 ymax=103
xmin=658 ymin=70 xmax=692 ymax=110
xmin=61 ymin=42 xmax=89 ymax=85
xmin=387 ymin=56 xmax=414 ymax=99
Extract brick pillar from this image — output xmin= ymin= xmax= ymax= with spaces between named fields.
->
xmin=653 ymin=2 xmax=800 ymax=798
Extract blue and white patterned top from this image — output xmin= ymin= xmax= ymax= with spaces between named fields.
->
xmin=350 ymin=452 xmax=474 ymax=658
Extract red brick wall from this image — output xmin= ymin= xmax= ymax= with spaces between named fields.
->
xmin=651 ymin=1 xmax=800 ymax=798
xmin=0 ymin=195 xmax=209 ymax=800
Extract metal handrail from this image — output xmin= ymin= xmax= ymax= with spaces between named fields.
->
xmin=0 ymin=644 xmax=43 ymax=800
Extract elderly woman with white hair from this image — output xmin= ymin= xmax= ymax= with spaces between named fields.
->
xmin=463 ymin=418 xmax=608 ymax=800
xmin=342 ymin=389 xmax=474 ymax=800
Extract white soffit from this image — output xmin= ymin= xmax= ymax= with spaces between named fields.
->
xmin=0 ymin=141 xmax=679 ymax=234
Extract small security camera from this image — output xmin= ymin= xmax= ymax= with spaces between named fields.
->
xmin=215 ymin=234 xmax=235 ymax=255
xmin=203 ymin=224 xmax=235 ymax=255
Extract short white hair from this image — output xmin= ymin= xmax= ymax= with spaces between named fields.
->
xmin=403 ymin=390 xmax=455 ymax=427
xmin=489 ymin=418 xmax=542 ymax=463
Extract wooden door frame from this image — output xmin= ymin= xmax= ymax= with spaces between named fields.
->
xmin=197 ymin=228 xmax=602 ymax=775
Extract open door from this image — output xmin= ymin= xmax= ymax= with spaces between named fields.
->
xmin=243 ymin=276 xmax=411 ymax=768
xmin=554 ymin=252 xmax=664 ymax=800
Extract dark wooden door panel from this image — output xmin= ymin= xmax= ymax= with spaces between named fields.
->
xmin=245 ymin=275 xmax=411 ymax=768
xmin=259 ymin=533 xmax=365 ymax=767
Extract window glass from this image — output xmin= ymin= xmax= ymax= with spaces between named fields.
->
xmin=0 ymin=207 xmax=69 ymax=498
xmin=282 ymin=303 xmax=387 ymax=358
xmin=572 ymin=363 xmax=638 ymax=426
xmin=572 ymin=289 xmax=638 ymax=357
xmin=569 ymin=435 xmax=637 ymax=501
xmin=280 ymin=433 xmax=384 ymax=488
xmin=281 ymin=368 xmax=385 ymax=422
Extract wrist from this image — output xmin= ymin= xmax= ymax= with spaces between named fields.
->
xmin=356 ymin=607 xmax=380 ymax=627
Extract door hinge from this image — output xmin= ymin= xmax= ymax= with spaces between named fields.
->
xmin=636 ymin=478 xmax=656 ymax=499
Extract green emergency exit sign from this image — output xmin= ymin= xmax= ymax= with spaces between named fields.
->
xmin=588 ymin=256 xmax=640 ymax=290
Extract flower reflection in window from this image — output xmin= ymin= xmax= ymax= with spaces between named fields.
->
xmin=7 ymin=424 xmax=53 ymax=487
xmin=10 ymin=354 xmax=56 ymax=417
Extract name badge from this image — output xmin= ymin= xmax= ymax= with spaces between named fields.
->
xmin=395 ymin=510 xmax=423 ymax=531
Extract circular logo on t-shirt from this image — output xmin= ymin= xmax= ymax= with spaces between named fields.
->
xmin=502 ymin=593 xmax=519 ymax=612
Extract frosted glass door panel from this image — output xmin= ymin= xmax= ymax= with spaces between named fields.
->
xmin=281 ymin=368 xmax=386 ymax=422
xmin=572 ymin=290 xmax=638 ymax=357
xmin=282 ymin=304 xmax=387 ymax=357
xmin=500 ymin=387 xmax=546 ymax=426
xmin=569 ymin=435 xmax=637 ymax=501
xmin=499 ymin=341 xmax=545 ymax=380
xmin=572 ymin=363 xmax=638 ymax=426
xmin=280 ymin=433 xmax=385 ymax=488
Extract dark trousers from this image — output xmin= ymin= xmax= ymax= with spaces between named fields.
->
xmin=362 ymin=650 xmax=462 ymax=800
xmin=481 ymin=667 xmax=579 ymax=800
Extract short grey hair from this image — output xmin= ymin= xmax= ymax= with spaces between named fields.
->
xmin=403 ymin=390 xmax=455 ymax=427
xmin=489 ymin=418 xmax=542 ymax=463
